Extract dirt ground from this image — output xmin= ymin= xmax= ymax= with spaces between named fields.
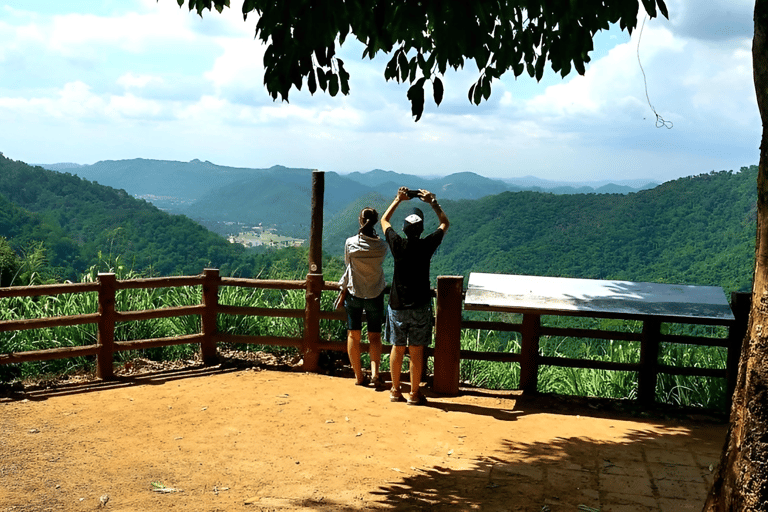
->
xmin=1 ymin=354 xmax=727 ymax=512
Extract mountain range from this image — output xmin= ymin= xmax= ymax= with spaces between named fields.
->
xmin=38 ymin=159 xmax=659 ymax=238
xmin=5 ymin=153 xmax=755 ymax=297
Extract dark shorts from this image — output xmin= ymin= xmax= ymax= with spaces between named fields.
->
xmin=385 ymin=303 xmax=433 ymax=347
xmin=345 ymin=292 xmax=385 ymax=333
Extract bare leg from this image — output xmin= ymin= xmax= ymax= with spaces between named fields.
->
xmin=346 ymin=330 xmax=364 ymax=384
xmin=368 ymin=331 xmax=382 ymax=380
xmin=390 ymin=345 xmax=406 ymax=396
xmin=409 ymin=345 xmax=425 ymax=399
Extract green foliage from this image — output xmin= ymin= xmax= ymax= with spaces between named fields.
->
xmin=435 ymin=167 xmax=758 ymax=296
xmin=459 ymin=315 xmax=729 ymax=409
xmin=176 ymin=0 xmax=668 ymax=120
xmin=0 ymin=253 xmax=349 ymax=381
xmin=0 ymin=237 xmax=19 ymax=287
xmin=0 ymin=154 xmax=348 ymax=282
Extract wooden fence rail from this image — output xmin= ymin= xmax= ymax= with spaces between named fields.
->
xmin=0 ymin=268 xmax=344 ymax=376
xmin=432 ymin=275 xmax=748 ymax=408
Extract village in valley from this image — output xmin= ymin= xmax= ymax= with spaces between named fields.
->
xmin=226 ymin=223 xmax=305 ymax=249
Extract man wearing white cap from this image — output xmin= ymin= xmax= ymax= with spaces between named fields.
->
xmin=380 ymin=186 xmax=450 ymax=405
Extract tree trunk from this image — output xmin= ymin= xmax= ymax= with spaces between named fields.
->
xmin=703 ymin=1 xmax=768 ymax=510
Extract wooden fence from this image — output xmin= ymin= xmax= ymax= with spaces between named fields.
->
xmin=0 ymin=269 xmax=345 ymax=378
xmin=0 ymin=271 xmax=748 ymax=408
xmin=431 ymin=276 xmax=748 ymax=406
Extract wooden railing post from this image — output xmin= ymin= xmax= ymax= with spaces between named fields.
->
xmin=638 ymin=318 xmax=661 ymax=405
xmin=303 ymin=273 xmax=323 ymax=372
xmin=433 ymin=276 xmax=464 ymax=395
xmin=201 ymin=268 xmax=220 ymax=365
xmin=303 ymin=170 xmax=324 ymax=372
xmin=727 ymin=291 xmax=751 ymax=402
xmin=97 ymin=273 xmax=116 ymax=380
xmin=308 ymin=170 xmax=324 ymax=276
xmin=519 ymin=313 xmax=541 ymax=393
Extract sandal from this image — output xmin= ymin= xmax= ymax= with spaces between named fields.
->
xmin=407 ymin=392 xmax=427 ymax=406
xmin=355 ymin=375 xmax=371 ymax=387
xmin=372 ymin=375 xmax=386 ymax=391
xmin=389 ymin=388 xmax=404 ymax=402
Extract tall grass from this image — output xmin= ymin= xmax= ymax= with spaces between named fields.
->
xmin=458 ymin=314 xmax=730 ymax=409
xmin=1 ymin=265 xmax=731 ymax=410
xmin=0 ymin=263 xmax=348 ymax=381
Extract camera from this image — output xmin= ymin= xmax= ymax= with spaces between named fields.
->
xmin=406 ymin=189 xmax=420 ymax=198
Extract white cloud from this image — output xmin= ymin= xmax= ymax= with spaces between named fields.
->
xmin=0 ymin=0 xmax=762 ymax=182
xmin=117 ymin=73 xmax=163 ymax=89
xmin=108 ymin=93 xmax=165 ymax=120
xmin=663 ymin=0 xmax=754 ymax=41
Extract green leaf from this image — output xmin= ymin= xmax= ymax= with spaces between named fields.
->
xmin=328 ymin=74 xmax=339 ymax=97
xmin=398 ymin=50 xmax=409 ymax=82
xmin=214 ymin=0 xmax=229 ymax=14
xmin=408 ymin=56 xmax=418 ymax=82
xmin=475 ymin=46 xmax=490 ymax=72
xmin=417 ymin=52 xmax=427 ymax=71
xmin=535 ymin=57 xmax=546 ymax=81
xmin=338 ymin=60 xmax=351 ymax=95
xmin=317 ymin=68 xmax=328 ymax=91
xmin=482 ymin=76 xmax=491 ymax=101
xmin=472 ymin=78 xmax=483 ymax=105
xmin=433 ymin=77 xmax=444 ymax=106
xmin=384 ymin=59 xmax=397 ymax=80
xmin=308 ymin=71 xmax=317 ymax=95
xmin=640 ymin=0 xmax=657 ymax=18
xmin=339 ymin=23 xmax=349 ymax=45
xmin=242 ymin=0 xmax=257 ymax=16
xmin=426 ymin=51 xmax=436 ymax=72
xmin=407 ymin=77 xmax=426 ymax=121
xmin=658 ymin=0 xmax=669 ymax=18
xmin=574 ymin=58 xmax=585 ymax=75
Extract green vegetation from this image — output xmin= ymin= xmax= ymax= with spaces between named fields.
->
xmin=432 ymin=167 xmax=757 ymax=296
xmin=0 ymin=259 xmax=344 ymax=383
xmin=1 ymin=270 xmax=729 ymax=409
xmin=456 ymin=314 xmax=729 ymax=410
xmin=0 ymin=154 xmax=344 ymax=282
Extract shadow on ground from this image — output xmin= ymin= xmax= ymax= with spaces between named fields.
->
xmin=372 ymin=421 xmax=721 ymax=511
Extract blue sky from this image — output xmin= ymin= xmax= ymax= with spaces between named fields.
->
xmin=0 ymin=0 xmax=759 ymax=183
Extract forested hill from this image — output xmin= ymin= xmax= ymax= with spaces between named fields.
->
xmin=427 ymin=167 xmax=757 ymax=295
xmin=37 ymin=158 xmax=657 ymax=239
xmin=0 ymin=152 xmax=757 ymax=296
xmin=0 ymin=154 xmax=329 ymax=282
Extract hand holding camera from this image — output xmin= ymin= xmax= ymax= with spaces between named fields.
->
xmin=406 ymin=189 xmax=421 ymax=198
xmin=401 ymin=188 xmax=438 ymax=205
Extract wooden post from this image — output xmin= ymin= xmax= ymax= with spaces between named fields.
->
xmin=433 ymin=276 xmax=464 ymax=395
xmin=201 ymin=268 xmax=220 ymax=365
xmin=308 ymin=170 xmax=324 ymax=275
xmin=727 ymin=291 xmax=750 ymax=402
xmin=638 ymin=318 xmax=661 ymax=405
xmin=303 ymin=170 xmax=324 ymax=372
xmin=519 ymin=313 xmax=541 ymax=394
xmin=96 ymin=273 xmax=116 ymax=380
xmin=303 ymin=273 xmax=323 ymax=372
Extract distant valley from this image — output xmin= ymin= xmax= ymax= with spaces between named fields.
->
xmin=39 ymin=159 xmax=659 ymax=244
